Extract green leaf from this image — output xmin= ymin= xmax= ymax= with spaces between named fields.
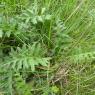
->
xmin=5 ymin=31 xmax=11 ymax=37
xmin=45 ymin=15 xmax=52 ymax=20
xmin=37 ymin=16 xmax=43 ymax=22
xmin=6 ymin=43 xmax=51 ymax=71
xmin=51 ymin=86 xmax=59 ymax=93
xmin=41 ymin=8 xmax=46 ymax=14
xmin=0 ymin=29 xmax=3 ymax=38
xmin=32 ymin=17 xmax=37 ymax=24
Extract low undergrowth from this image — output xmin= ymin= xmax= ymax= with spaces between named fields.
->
xmin=0 ymin=0 xmax=95 ymax=95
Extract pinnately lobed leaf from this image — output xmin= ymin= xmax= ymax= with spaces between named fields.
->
xmin=68 ymin=51 xmax=95 ymax=63
xmin=5 ymin=43 xmax=51 ymax=72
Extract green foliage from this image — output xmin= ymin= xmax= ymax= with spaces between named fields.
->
xmin=51 ymin=86 xmax=59 ymax=94
xmin=6 ymin=43 xmax=50 ymax=71
xmin=69 ymin=51 xmax=95 ymax=63
xmin=13 ymin=73 xmax=31 ymax=95
xmin=0 ymin=70 xmax=12 ymax=95
xmin=18 ymin=6 xmax=52 ymax=24
xmin=0 ymin=0 xmax=95 ymax=95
